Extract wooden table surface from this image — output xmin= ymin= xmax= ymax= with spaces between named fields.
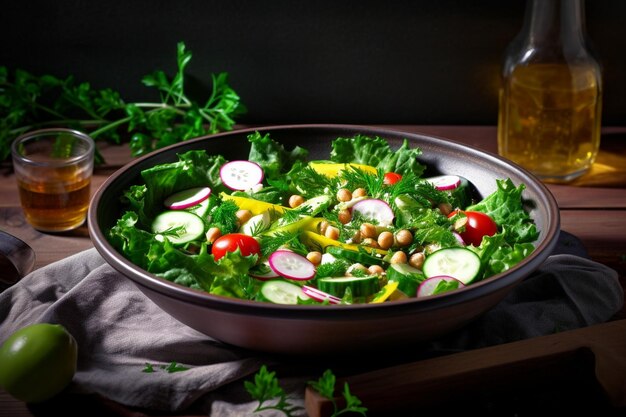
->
xmin=1 ymin=125 xmax=625 ymax=416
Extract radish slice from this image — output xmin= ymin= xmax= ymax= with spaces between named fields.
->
xmin=164 ymin=186 xmax=211 ymax=210
xmin=249 ymin=262 xmax=280 ymax=280
xmin=453 ymin=231 xmax=466 ymax=246
xmin=425 ymin=175 xmax=461 ymax=191
xmin=220 ymin=160 xmax=264 ymax=191
xmin=302 ymin=285 xmax=342 ymax=304
xmin=268 ymin=250 xmax=316 ymax=281
xmin=350 ymin=198 xmax=394 ymax=227
xmin=417 ymin=275 xmax=466 ymax=298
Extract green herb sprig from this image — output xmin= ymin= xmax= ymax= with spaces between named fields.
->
xmin=245 ymin=365 xmax=367 ymax=417
xmin=245 ymin=365 xmax=303 ymax=417
xmin=309 ymin=369 xmax=367 ymax=417
xmin=142 ymin=361 xmax=190 ymax=373
xmin=0 ymin=42 xmax=245 ymax=162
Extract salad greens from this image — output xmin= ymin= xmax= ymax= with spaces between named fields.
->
xmin=108 ymin=132 xmax=539 ymax=304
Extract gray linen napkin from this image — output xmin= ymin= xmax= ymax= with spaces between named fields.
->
xmin=0 ymin=240 xmax=623 ymax=416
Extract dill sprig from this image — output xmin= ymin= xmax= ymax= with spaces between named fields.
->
xmin=290 ymin=165 xmax=337 ymax=198
xmin=339 ymin=167 xmax=385 ymax=199
xmin=258 ymin=230 xmax=309 ymax=257
xmin=209 ymin=199 xmax=239 ymax=234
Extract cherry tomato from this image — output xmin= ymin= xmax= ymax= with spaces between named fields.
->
xmin=211 ymin=233 xmax=261 ymax=260
xmin=383 ymin=172 xmax=402 ymax=185
xmin=448 ymin=210 xmax=498 ymax=246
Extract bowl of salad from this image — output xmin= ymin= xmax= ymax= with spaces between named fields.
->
xmin=88 ymin=124 xmax=560 ymax=355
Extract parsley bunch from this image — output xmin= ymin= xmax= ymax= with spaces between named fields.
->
xmin=0 ymin=42 xmax=245 ymax=163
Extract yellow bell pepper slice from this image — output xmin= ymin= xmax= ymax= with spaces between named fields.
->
xmin=309 ymin=161 xmax=377 ymax=178
xmin=220 ymin=192 xmax=287 ymax=216
xmin=264 ymin=216 xmax=323 ymax=237
xmin=301 ymin=230 xmax=388 ymax=256
xmin=370 ymin=281 xmax=400 ymax=303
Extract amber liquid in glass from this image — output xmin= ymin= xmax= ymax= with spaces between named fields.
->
xmin=498 ymin=63 xmax=601 ymax=182
xmin=17 ymin=167 xmax=91 ymax=232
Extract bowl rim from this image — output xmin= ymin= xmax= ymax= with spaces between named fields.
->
xmin=88 ymin=123 xmax=560 ymax=319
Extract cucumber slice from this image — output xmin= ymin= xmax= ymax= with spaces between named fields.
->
xmin=386 ymin=263 xmax=425 ymax=297
xmin=152 ymin=210 xmax=205 ymax=245
xmin=317 ymin=275 xmax=380 ymax=298
xmin=422 ymin=247 xmax=481 ymax=284
xmin=325 ymin=245 xmax=386 ymax=266
xmin=257 ymin=280 xmax=311 ymax=304
xmin=186 ymin=197 xmax=211 ymax=218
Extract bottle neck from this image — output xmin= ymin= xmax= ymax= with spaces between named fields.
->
xmin=525 ymin=0 xmax=586 ymax=50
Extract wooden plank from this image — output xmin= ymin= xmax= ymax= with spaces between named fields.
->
xmin=549 ymin=185 xmax=626 ymax=209
xmin=560 ymin=209 xmax=626 ymax=268
xmin=305 ymin=320 xmax=626 ymax=417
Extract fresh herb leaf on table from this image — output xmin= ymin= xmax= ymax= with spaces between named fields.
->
xmin=0 ymin=42 xmax=245 ymax=162
xmin=245 ymin=365 xmax=367 ymax=417
xmin=142 ymin=361 xmax=190 ymax=373
xmin=245 ymin=365 xmax=303 ymax=417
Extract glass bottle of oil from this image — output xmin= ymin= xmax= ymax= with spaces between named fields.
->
xmin=497 ymin=0 xmax=602 ymax=183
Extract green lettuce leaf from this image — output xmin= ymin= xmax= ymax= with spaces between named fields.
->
xmin=377 ymin=139 xmax=425 ymax=177
xmin=466 ymin=178 xmax=539 ymax=244
xmin=140 ymin=150 xmax=226 ymax=221
xmin=330 ymin=134 xmax=391 ymax=167
xmin=330 ymin=135 xmax=425 ymax=177
xmin=247 ymin=131 xmax=309 ymax=180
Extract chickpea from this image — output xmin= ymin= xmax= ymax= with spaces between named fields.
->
xmin=325 ymin=225 xmax=340 ymax=240
xmin=409 ymin=252 xmax=425 ymax=270
xmin=347 ymin=263 xmax=368 ymax=276
xmin=319 ymin=220 xmax=330 ymax=235
xmin=377 ymin=231 xmax=394 ymax=250
xmin=288 ymin=194 xmax=305 ymax=208
xmin=235 ymin=209 xmax=252 ymax=225
xmin=368 ymin=264 xmax=385 ymax=275
xmin=362 ymin=238 xmax=379 ymax=249
xmin=336 ymin=188 xmax=352 ymax=202
xmin=390 ymin=251 xmax=408 ymax=264
xmin=351 ymin=230 xmax=362 ymax=244
xmin=306 ymin=251 xmax=323 ymax=265
xmin=360 ymin=223 xmax=377 ymax=239
xmin=438 ymin=202 xmax=453 ymax=216
xmin=338 ymin=209 xmax=352 ymax=224
xmin=205 ymin=227 xmax=222 ymax=244
xmin=394 ymin=229 xmax=413 ymax=247
xmin=352 ymin=187 xmax=368 ymax=198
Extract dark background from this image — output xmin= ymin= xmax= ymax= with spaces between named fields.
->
xmin=2 ymin=0 xmax=625 ymax=126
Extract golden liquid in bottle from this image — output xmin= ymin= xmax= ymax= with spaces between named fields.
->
xmin=498 ymin=63 xmax=601 ymax=183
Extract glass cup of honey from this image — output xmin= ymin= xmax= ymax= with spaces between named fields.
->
xmin=11 ymin=128 xmax=95 ymax=232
